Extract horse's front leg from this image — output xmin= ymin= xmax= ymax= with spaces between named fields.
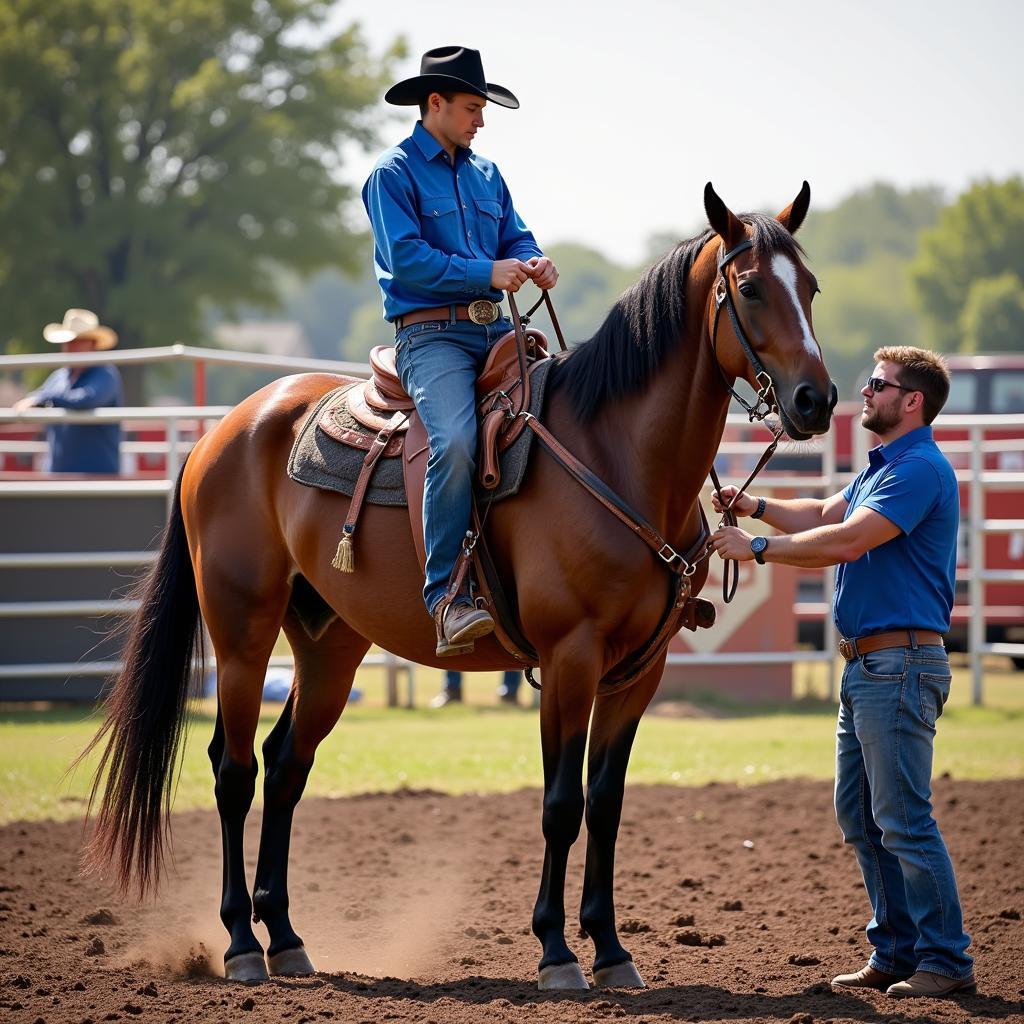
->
xmin=580 ymin=664 xmax=663 ymax=988
xmin=532 ymin=635 xmax=601 ymax=990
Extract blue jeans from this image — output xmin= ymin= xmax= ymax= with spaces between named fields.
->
xmin=395 ymin=314 xmax=513 ymax=615
xmin=835 ymin=643 xmax=973 ymax=979
xmin=445 ymin=670 xmax=521 ymax=696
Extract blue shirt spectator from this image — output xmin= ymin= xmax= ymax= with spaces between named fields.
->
xmin=15 ymin=308 xmax=123 ymax=474
xmin=28 ymin=364 xmax=124 ymax=473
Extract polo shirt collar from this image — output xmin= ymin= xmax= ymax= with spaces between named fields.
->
xmin=870 ymin=424 xmax=933 ymax=465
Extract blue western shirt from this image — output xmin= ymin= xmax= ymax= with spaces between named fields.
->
xmin=362 ymin=121 xmax=542 ymax=321
xmin=29 ymin=363 xmax=123 ymax=473
xmin=833 ymin=425 xmax=959 ymax=638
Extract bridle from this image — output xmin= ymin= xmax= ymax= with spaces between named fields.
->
xmin=712 ymin=239 xmax=778 ymax=424
xmin=707 ymin=237 xmax=786 ymax=602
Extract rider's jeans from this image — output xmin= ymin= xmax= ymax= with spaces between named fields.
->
xmin=395 ymin=315 xmax=513 ymax=616
xmin=834 ymin=643 xmax=974 ymax=980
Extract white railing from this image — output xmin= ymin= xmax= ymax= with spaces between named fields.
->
xmin=3 ymin=345 xmax=1020 ymax=704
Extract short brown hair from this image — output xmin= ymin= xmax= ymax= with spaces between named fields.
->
xmin=873 ymin=346 xmax=951 ymax=424
xmin=418 ymin=91 xmax=456 ymax=118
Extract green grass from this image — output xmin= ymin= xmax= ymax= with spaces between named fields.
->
xmin=1 ymin=657 xmax=1021 ymax=825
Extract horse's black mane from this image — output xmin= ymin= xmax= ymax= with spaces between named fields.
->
xmin=549 ymin=213 xmax=806 ymax=422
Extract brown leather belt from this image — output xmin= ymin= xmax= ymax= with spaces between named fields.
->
xmin=838 ymin=630 xmax=944 ymax=662
xmin=394 ymin=300 xmax=502 ymax=331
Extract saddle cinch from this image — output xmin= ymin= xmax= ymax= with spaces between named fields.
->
xmin=322 ymin=325 xmax=552 ymax=575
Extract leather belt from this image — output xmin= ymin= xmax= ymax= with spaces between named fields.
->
xmin=394 ymin=300 xmax=502 ymax=331
xmin=838 ymin=630 xmax=944 ymax=662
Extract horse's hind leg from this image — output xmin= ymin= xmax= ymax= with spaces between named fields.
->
xmin=580 ymin=665 xmax=663 ymax=988
xmin=253 ymin=606 xmax=371 ymax=976
xmin=200 ymin=557 xmax=291 ymax=982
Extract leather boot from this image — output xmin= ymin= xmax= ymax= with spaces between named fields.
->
xmin=831 ymin=963 xmax=911 ymax=990
xmin=886 ymin=970 xmax=977 ymax=998
xmin=434 ymin=599 xmax=494 ymax=656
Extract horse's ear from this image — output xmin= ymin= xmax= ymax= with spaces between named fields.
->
xmin=704 ymin=182 xmax=746 ymax=248
xmin=776 ymin=181 xmax=811 ymax=235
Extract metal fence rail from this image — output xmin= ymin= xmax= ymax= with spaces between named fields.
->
xmin=3 ymin=346 xmax=1022 ymax=704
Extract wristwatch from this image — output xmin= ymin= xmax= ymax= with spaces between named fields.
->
xmin=750 ymin=535 xmax=768 ymax=565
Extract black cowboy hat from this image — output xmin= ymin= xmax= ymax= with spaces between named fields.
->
xmin=385 ymin=46 xmax=519 ymax=109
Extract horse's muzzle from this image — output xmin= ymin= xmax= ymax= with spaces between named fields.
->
xmin=782 ymin=380 xmax=837 ymax=438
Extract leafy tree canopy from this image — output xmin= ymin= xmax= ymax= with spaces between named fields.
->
xmin=798 ymin=182 xmax=944 ymax=266
xmin=960 ymin=272 xmax=1024 ymax=353
xmin=909 ymin=177 xmax=1024 ymax=350
xmin=0 ymin=0 xmax=402 ymax=360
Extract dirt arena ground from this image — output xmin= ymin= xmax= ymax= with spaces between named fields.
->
xmin=0 ymin=778 xmax=1021 ymax=1024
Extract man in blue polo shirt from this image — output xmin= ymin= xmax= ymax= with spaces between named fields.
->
xmin=362 ymin=46 xmax=557 ymax=668
xmin=709 ymin=346 xmax=975 ymax=999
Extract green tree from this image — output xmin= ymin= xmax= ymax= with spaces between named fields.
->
xmin=811 ymin=254 xmax=929 ymax=399
xmin=798 ymin=182 xmax=944 ymax=266
xmin=0 ymin=0 xmax=401 ymax=394
xmin=960 ymin=272 xmax=1024 ymax=353
xmin=909 ymin=177 xmax=1024 ymax=350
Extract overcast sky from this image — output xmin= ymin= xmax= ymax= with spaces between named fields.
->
xmin=334 ymin=0 xmax=1023 ymax=263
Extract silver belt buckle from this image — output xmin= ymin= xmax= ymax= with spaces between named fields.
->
xmin=467 ymin=299 xmax=499 ymax=325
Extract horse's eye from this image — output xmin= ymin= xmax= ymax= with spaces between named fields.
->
xmin=738 ymin=282 xmax=758 ymax=300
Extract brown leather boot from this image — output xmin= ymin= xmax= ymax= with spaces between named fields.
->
xmin=831 ymin=963 xmax=911 ymax=990
xmin=434 ymin=599 xmax=494 ymax=656
xmin=886 ymin=970 xmax=977 ymax=998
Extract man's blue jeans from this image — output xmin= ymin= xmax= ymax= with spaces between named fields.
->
xmin=395 ymin=314 xmax=513 ymax=616
xmin=835 ymin=643 xmax=973 ymax=980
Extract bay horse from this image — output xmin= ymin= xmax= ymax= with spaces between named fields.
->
xmin=81 ymin=183 xmax=836 ymax=989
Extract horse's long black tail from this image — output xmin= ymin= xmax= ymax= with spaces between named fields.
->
xmin=77 ymin=465 xmax=203 ymax=895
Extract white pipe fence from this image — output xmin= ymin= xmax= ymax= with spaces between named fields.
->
xmin=3 ymin=346 xmax=1022 ymax=704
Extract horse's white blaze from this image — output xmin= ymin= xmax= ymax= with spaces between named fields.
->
xmin=770 ymin=253 xmax=820 ymax=358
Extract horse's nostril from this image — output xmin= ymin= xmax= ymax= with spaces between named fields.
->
xmin=793 ymin=383 xmax=818 ymax=421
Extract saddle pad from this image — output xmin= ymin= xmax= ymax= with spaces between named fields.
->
xmin=287 ymin=357 xmax=554 ymax=507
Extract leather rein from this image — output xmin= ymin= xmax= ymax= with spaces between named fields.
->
xmin=502 ymin=235 xmax=783 ymax=605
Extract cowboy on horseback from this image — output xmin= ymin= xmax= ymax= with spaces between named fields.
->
xmin=361 ymin=45 xmax=558 ymax=657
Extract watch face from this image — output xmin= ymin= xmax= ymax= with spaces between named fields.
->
xmin=751 ymin=536 xmax=767 ymax=554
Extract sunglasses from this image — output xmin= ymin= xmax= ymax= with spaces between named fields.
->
xmin=866 ymin=376 xmax=916 ymax=395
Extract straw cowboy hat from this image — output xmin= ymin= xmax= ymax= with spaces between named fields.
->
xmin=385 ymin=46 xmax=519 ymax=109
xmin=42 ymin=309 xmax=118 ymax=349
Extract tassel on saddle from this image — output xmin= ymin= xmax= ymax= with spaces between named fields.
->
xmin=331 ymin=413 xmax=408 ymax=573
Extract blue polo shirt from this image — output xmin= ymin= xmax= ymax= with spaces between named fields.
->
xmin=362 ymin=121 xmax=542 ymax=321
xmin=30 ymin=363 xmax=123 ymax=473
xmin=833 ymin=425 xmax=959 ymax=638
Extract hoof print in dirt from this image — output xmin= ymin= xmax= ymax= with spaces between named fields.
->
xmin=788 ymin=953 xmax=821 ymax=967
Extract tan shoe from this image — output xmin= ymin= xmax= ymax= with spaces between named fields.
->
xmin=434 ymin=600 xmax=494 ymax=656
xmin=831 ymin=963 xmax=910 ymax=990
xmin=886 ymin=970 xmax=976 ymax=998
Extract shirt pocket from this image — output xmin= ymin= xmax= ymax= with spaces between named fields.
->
xmin=419 ymin=196 xmax=461 ymax=252
xmin=474 ymin=198 xmax=502 ymax=255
